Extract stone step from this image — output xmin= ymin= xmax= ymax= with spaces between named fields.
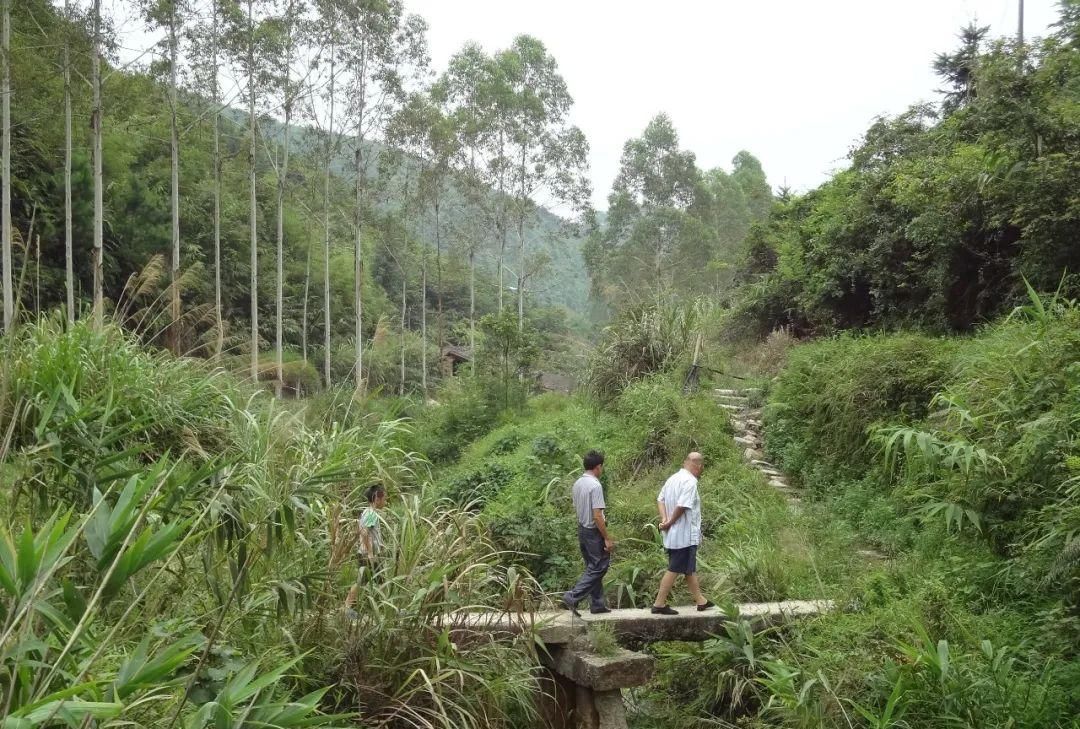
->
xmin=744 ymin=447 xmax=764 ymax=461
xmin=751 ymin=459 xmax=774 ymax=468
xmin=719 ymin=404 xmax=744 ymax=412
xmin=734 ymin=436 xmax=761 ymax=448
xmin=768 ymin=478 xmax=791 ymax=491
xmin=714 ymin=389 xmax=742 ymax=396
xmin=759 ymin=469 xmax=783 ymax=478
xmin=856 ymin=549 xmax=888 ymax=561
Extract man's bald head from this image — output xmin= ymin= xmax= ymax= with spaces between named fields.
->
xmin=684 ymin=452 xmax=704 ymax=477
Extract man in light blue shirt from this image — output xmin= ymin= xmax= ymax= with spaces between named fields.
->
xmin=651 ymin=452 xmax=714 ymax=615
xmin=562 ymin=450 xmax=613 ymax=615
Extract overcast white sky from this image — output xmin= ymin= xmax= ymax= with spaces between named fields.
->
xmin=110 ymin=0 xmax=1061 ymax=210
xmin=406 ymin=0 xmax=1058 ymax=208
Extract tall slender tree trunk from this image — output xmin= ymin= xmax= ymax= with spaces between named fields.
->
xmin=168 ymin=9 xmax=181 ymax=352
xmin=352 ymin=40 xmax=369 ymax=394
xmin=322 ymin=43 xmax=334 ymax=386
xmin=469 ymin=246 xmax=475 ymax=376
xmin=352 ymin=160 xmax=370 ymax=394
xmin=2 ymin=0 xmax=12 ymax=332
xmin=247 ymin=0 xmax=258 ymax=381
xmin=301 ymin=232 xmax=311 ymax=365
xmin=64 ymin=0 xmax=74 ymax=323
xmin=420 ymin=249 xmax=427 ymax=395
xmin=655 ymin=237 xmax=662 ymax=311
xmin=516 ymin=148 xmax=527 ymax=331
xmin=435 ymin=192 xmax=444 ymax=360
xmin=517 ymin=216 xmax=525 ymax=332
xmin=496 ymin=131 xmax=506 ymax=312
xmin=275 ymin=2 xmax=295 ymax=397
xmin=276 ymin=101 xmax=292 ymax=397
xmin=212 ymin=0 xmax=222 ymax=357
xmin=91 ymin=0 xmax=103 ymax=329
xmin=399 ymin=272 xmax=406 ymax=395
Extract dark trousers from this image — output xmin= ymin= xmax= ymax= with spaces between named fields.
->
xmin=563 ymin=526 xmax=609 ymax=610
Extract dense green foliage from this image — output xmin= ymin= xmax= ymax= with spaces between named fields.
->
xmin=732 ymin=10 xmax=1080 ymax=335
xmin=431 ymin=374 xmax=834 ymax=605
xmin=0 ymin=0 xmax=585 ymax=390
xmin=750 ymin=295 xmax=1080 ymax=727
xmin=0 ymin=318 xmax=543 ymax=728
xmin=5 ymin=0 xmax=1080 ymax=727
xmin=584 ymin=115 xmax=773 ymax=316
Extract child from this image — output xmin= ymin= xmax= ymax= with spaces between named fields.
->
xmin=344 ymin=483 xmax=387 ymax=617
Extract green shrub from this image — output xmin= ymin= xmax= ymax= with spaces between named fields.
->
xmin=444 ymin=463 xmax=515 ymax=509
xmin=586 ymin=299 xmax=711 ymax=400
xmin=766 ymin=332 xmax=956 ymax=481
xmin=753 ymin=297 xmax=1080 ymax=727
xmin=411 ymin=376 xmax=505 ymax=462
xmin=0 ymin=318 xmax=536 ymax=729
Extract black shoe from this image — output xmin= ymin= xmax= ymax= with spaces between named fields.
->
xmin=651 ymin=605 xmax=679 ymax=615
xmin=590 ymin=606 xmax=612 ymax=615
xmin=561 ymin=601 xmax=582 ymax=617
xmin=696 ymin=601 xmax=716 ymax=612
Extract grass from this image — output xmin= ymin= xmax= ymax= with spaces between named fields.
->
xmin=728 ymin=297 xmax=1080 ymax=728
xmin=587 ymin=622 xmax=620 ymax=658
xmin=0 ymin=315 xmax=543 ymax=729
xmin=14 ymin=296 xmax=1079 ymax=729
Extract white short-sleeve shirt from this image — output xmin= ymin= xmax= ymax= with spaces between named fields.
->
xmin=657 ymin=468 xmax=701 ymax=549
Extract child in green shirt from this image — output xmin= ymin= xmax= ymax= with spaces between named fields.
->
xmin=344 ymin=484 xmax=387 ymax=617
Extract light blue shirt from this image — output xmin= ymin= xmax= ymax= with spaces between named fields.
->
xmin=658 ymin=468 xmax=701 ymax=549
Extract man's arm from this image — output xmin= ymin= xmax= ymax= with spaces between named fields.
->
xmin=593 ymin=508 xmax=611 ymax=542
xmin=592 ymin=485 xmax=614 ymax=553
xmin=661 ymin=481 xmax=694 ymax=531
xmin=660 ymin=505 xmax=687 ymax=531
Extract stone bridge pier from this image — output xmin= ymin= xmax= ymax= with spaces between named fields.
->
xmin=538 ymin=641 xmax=653 ymax=729
xmin=459 ymin=600 xmax=833 ymax=729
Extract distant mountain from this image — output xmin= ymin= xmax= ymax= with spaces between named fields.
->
xmin=256 ymin=115 xmax=590 ymax=316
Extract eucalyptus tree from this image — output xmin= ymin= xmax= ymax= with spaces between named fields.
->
xmin=391 ymin=90 xmax=458 ymax=362
xmin=309 ymin=0 xmax=343 ymax=385
xmin=268 ymin=0 xmax=307 ymax=394
xmin=596 ymin=113 xmax=703 ymax=308
xmin=438 ymin=42 xmax=496 ymax=363
xmin=188 ymin=0 xmax=230 ymax=356
xmin=338 ymin=0 xmax=428 ymax=392
xmin=438 ymin=42 xmax=514 ymax=314
xmin=386 ymin=93 xmax=444 ymax=394
xmin=226 ymin=0 xmax=273 ymax=379
xmin=90 ymin=0 xmax=104 ymax=328
xmin=138 ymin=0 xmax=188 ymax=352
xmin=496 ymin=35 xmax=590 ymax=330
xmin=61 ymin=0 xmax=79 ymax=322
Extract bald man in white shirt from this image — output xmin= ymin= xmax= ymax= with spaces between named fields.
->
xmin=651 ymin=452 xmax=714 ymax=615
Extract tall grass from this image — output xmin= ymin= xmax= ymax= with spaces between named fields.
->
xmin=750 ymin=293 xmax=1080 ymax=727
xmin=585 ymin=299 xmax=713 ymax=400
xmin=0 ymin=316 xmax=540 ymax=729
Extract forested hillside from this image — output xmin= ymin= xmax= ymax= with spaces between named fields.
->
xmin=0 ymin=0 xmax=589 ymax=392
xmin=727 ymin=13 xmax=1080 ymax=335
xmin=3 ymin=1 xmax=1080 ymax=729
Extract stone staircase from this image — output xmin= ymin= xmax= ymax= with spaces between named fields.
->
xmin=715 ymin=388 xmax=800 ymax=507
